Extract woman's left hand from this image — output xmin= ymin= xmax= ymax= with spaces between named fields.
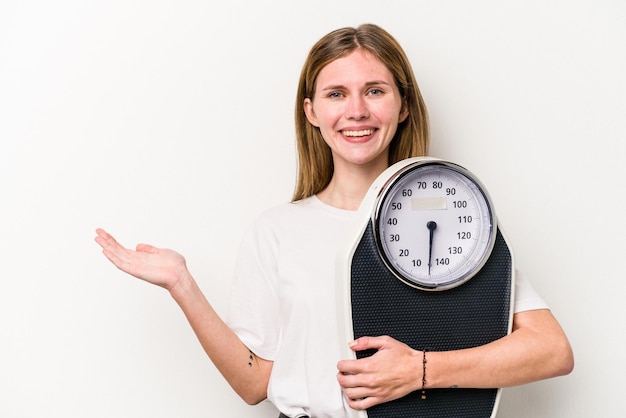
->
xmin=336 ymin=335 xmax=422 ymax=410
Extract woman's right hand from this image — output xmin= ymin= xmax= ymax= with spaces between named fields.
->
xmin=95 ymin=228 xmax=188 ymax=291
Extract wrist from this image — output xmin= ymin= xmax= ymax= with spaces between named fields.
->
xmin=168 ymin=269 xmax=197 ymax=300
xmin=420 ymin=349 xmax=428 ymax=399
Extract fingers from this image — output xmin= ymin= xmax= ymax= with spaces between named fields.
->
xmin=337 ymin=371 xmax=388 ymax=410
xmin=95 ymin=229 xmax=155 ymax=255
xmin=94 ymin=228 xmax=123 ymax=252
xmin=94 ymin=228 xmax=139 ymax=273
xmin=338 ymin=336 xmax=419 ymax=409
xmin=136 ymin=243 xmax=157 ymax=253
xmin=337 ymin=372 xmax=373 ymax=409
xmin=338 ymin=336 xmax=389 ymax=375
xmin=94 ymin=228 xmax=110 ymax=247
xmin=348 ymin=335 xmax=391 ymax=352
xmin=344 ymin=393 xmax=380 ymax=410
xmin=337 ymin=358 xmax=362 ymax=376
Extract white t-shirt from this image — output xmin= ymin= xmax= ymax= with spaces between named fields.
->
xmin=227 ymin=196 xmax=547 ymax=417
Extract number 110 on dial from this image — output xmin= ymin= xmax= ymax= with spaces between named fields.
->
xmin=374 ymin=161 xmax=497 ymax=291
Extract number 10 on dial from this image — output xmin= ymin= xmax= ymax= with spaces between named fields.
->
xmin=374 ymin=160 xmax=497 ymax=291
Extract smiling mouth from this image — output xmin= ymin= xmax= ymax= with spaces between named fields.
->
xmin=342 ymin=129 xmax=374 ymax=137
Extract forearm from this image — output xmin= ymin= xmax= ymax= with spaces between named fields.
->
xmin=426 ymin=309 xmax=574 ymax=389
xmin=338 ymin=309 xmax=573 ymax=410
xmin=94 ymin=229 xmax=271 ymax=403
xmin=168 ymin=271 xmax=272 ymax=404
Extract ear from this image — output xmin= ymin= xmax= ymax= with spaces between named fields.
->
xmin=303 ymin=98 xmax=320 ymax=127
xmin=399 ymin=102 xmax=409 ymax=123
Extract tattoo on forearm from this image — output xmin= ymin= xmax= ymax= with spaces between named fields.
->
xmin=248 ymin=350 xmax=254 ymax=367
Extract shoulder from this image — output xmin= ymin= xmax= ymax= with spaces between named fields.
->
xmin=239 ymin=197 xmax=318 ymax=243
xmin=251 ymin=197 xmax=316 ymax=227
xmin=250 ymin=196 xmax=344 ymax=229
xmin=242 ymin=196 xmax=355 ymax=245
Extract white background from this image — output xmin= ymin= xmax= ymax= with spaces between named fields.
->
xmin=1 ymin=1 xmax=624 ymax=417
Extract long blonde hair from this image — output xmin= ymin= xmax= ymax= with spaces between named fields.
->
xmin=292 ymin=23 xmax=430 ymax=201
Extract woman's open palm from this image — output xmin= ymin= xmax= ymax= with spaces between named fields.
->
xmin=95 ymin=228 xmax=187 ymax=290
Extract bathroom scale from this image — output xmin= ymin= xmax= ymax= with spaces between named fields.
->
xmin=336 ymin=156 xmax=515 ymax=418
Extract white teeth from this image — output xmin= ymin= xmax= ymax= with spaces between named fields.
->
xmin=343 ymin=129 xmax=373 ymax=137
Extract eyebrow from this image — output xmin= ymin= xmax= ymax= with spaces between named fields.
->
xmin=319 ymin=80 xmax=393 ymax=92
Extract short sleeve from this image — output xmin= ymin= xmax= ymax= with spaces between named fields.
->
xmin=226 ymin=216 xmax=282 ymax=361
xmin=513 ymin=269 xmax=549 ymax=313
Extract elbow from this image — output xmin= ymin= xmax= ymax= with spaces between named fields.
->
xmin=237 ymin=384 xmax=268 ymax=406
xmin=545 ymin=335 xmax=575 ymax=379
xmin=241 ymin=392 xmax=267 ymax=406
xmin=524 ymin=309 xmax=575 ymax=379
xmin=555 ymin=340 xmax=575 ymax=377
xmin=232 ymin=360 xmax=271 ymax=405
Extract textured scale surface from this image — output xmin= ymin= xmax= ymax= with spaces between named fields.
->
xmin=350 ymin=222 xmax=512 ymax=418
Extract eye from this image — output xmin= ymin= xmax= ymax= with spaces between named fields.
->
xmin=368 ymin=88 xmax=384 ymax=96
xmin=327 ymin=91 xmax=343 ymax=98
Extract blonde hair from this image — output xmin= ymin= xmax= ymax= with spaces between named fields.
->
xmin=292 ymin=23 xmax=430 ymax=201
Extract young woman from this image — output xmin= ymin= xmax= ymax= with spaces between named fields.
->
xmin=95 ymin=23 xmax=573 ymax=418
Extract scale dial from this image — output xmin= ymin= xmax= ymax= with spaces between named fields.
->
xmin=374 ymin=159 xmax=497 ymax=290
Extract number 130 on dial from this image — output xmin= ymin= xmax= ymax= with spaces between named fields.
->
xmin=374 ymin=160 xmax=497 ymax=291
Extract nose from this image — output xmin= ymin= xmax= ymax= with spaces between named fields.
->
xmin=346 ymin=96 xmax=369 ymax=120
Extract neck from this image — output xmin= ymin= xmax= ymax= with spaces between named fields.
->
xmin=317 ymin=161 xmax=387 ymax=211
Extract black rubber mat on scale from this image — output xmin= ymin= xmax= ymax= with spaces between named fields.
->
xmin=350 ymin=222 xmax=512 ymax=418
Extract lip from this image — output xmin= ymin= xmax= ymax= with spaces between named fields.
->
xmin=340 ymin=128 xmax=377 ymax=143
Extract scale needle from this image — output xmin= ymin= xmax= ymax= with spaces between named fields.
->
xmin=427 ymin=221 xmax=437 ymax=275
